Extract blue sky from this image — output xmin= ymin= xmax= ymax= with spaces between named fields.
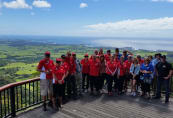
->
xmin=0 ymin=0 xmax=173 ymax=37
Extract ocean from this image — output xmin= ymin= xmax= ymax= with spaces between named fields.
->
xmin=0 ymin=35 xmax=173 ymax=51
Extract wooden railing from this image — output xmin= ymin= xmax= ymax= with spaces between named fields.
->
xmin=0 ymin=78 xmax=44 ymax=118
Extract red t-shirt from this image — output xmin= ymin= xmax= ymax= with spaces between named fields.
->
xmin=61 ymin=62 xmax=69 ymax=73
xmin=37 ymin=59 xmax=54 ymax=79
xmin=81 ymin=59 xmax=90 ymax=74
xmin=117 ymin=62 xmax=126 ymax=76
xmin=89 ymin=59 xmax=100 ymax=77
xmin=138 ymin=59 xmax=144 ymax=65
xmin=69 ymin=57 xmax=76 ymax=74
xmin=53 ymin=66 xmax=65 ymax=84
xmin=106 ymin=61 xmax=117 ymax=75
xmin=124 ymin=60 xmax=132 ymax=72
xmin=104 ymin=54 xmax=111 ymax=62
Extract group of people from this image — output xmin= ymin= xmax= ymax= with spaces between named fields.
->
xmin=37 ymin=48 xmax=173 ymax=111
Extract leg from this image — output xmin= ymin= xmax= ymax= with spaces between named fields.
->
xmin=67 ymin=75 xmax=72 ymax=98
xmin=164 ymin=79 xmax=170 ymax=102
xmin=86 ymin=74 xmax=90 ymax=90
xmin=90 ymin=76 xmax=94 ymax=93
xmin=156 ymin=77 xmax=162 ymax=98
xmin=82 ymin=73 xmax=86 ymax=90
xmin=71 ymin=75 xmax=77 ymax=97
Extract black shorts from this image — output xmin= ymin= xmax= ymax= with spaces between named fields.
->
xmin=53 ymin=84 xmax=64 ymax=98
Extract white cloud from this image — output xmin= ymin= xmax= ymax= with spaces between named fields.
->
xmin=151 ymin=0 xmax=173 ymax=3
xmin=3 ymin=0 xmax=32 ymax=9
xmin=85 ymin=17 xmax=173 ymax=37
xmin=80 ymin=3 xmax=88 ymax=8
xmin=33 ymin=0 xmax=51 ymax=8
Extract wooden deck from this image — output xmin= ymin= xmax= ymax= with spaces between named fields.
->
xmin=16 ymin=92 xmax=173 ymax=118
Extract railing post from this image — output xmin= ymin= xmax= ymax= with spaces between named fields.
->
xmin=10 ymin=87 xmax=16 ymax=117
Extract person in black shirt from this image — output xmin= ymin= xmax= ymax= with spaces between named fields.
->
xmin=154 ymin=55 xmax=172 ymax=103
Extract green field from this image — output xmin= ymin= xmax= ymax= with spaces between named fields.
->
xmin=0 ymin=39 xmax=173 ymax=87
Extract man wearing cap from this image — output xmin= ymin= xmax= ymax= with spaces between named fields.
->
xmin=37 ymin=51 xmax=54 ymax=111
xmin=154 ymin=55 xmax=172 ymax=103
xmin=52 ymin=58 xmax=67 ymax=110
xmin=67 ymin=52 xmax=77 ymax=99
xmin=81 ymin=54 xmax=90 ymax=92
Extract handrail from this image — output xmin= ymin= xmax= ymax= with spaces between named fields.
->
xmin=0 ymin=78 xmax=40 ymax=92
xmin=0 ymin=77 xmax=43 ymax=118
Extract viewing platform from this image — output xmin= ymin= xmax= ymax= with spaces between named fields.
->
xmin=1 ymin=78 xmax=173 ymax=118
xmin=17 ymin=93 xmax=173 ymax=118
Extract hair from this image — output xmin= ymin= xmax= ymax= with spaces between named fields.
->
xmin=107 ymin=50 xmax=111 ymax=53
xmin=144 ymin=58 xmax=150 ymax=64
xmin=148 ymin=55 xmax=153 ymax=60
xmin=115 ymin=48 xmax=119 ymax=52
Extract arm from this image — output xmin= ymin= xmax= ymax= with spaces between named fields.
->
xmin=127 ymin=50 xmax=133 ymax=56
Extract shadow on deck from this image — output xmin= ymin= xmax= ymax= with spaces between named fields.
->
xmin=16 ymin=92 xmax=173 ymax=118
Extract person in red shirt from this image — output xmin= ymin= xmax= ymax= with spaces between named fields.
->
xmin=52 ymin=58 xmax=67 ymax=110
xmin=37 ymin=51 xmax=54 ymax=111
xmin=81 ymin=54 xmax=90 ymax=92
xmin=137 ymin=55 xmax=144 ymax=65
xmin=61 ymin=55 xmax=70 ymax=102
xmin=89 ymin=55 xmax=100 ymax=95
xmin=106 ymin=56 xmax=117 ymax=96
xmin=117 ymin=57 xmax=126 ymax=94
xmin=113 ymin=54 xmax=120 ymax=92
xmin=105 ymin=50 xmax=111 ymax=62
xmin=67 ymin=52 xmax=77 ymax=99
xmin=124 ymin=55 xmax=133 ymax=92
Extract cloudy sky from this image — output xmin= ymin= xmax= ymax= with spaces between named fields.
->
xmin=0 ymin=0 xmax=173 ymax=37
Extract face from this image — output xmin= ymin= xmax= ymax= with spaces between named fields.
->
xmin=161 ymin=58 xmax=166 ymax=62
xmin=100 ymin=56 xmax=104 ymax=61
xmin=123 ymin=52 xmax=127 ymax=56
xmin=128 ymin=57 xmax=132 ymax=61
xmin=45 ymin=54 xmax=50 ymax=60
xmin=56 ymin=62 xmax=61 ymax=66
xmin=72 ymin=55 xmax=76 ymax=59
xmin=85 ymin=56 xmax=88 ymax=60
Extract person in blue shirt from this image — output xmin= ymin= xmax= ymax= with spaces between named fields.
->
xmin=114 ymin=48 xmax=122 ymax=60
xmin=140 ymin=58 xmax=154 ymax=99
xmin=130 ymin=58 xmax=140 ymax=96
